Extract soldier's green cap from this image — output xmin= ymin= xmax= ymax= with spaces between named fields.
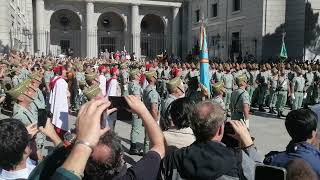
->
xmin=85 ymin=73 xmax=97 ymax=81
xmin=235 ymin=74 xmax=247 ymax=85
xmin=83 ymin=85 xmax=101 ymax=100
xmin=212 ymin=81 xmax=224 ymax=93
xmin=129 ymin=69 xmax=140 ymax=79
xmin=28 ymin=73 xmax=42 ymax=82
xmin=166 ymin=77 xmax=182 ymax=91
xmin=145 ymin=71 xmax=157 ymax=80
xmin=7 ymin=79 xmax=31 ymax=99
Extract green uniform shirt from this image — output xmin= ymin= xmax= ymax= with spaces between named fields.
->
xmin=277 ymin=75 xmax=289 ymax=91
xmin=213 ymin=71 xmax=223 ymax=82
xmin=305 ymin=72 xmax=314 ymax=87
xmin=75 ymin=72 xmax=85 ymax=82
xmin=292 ymin=76 xmax=306 ymax=92
xmin=44 ymin=71 xmax=55 ymax=84
xmin=162 ymin=68 xmax=171 ymax=79
xmin=161 ymin=94 xmax=177 ymax=120
xmin=143 ymin=85 xmax=161 ymax=112
xmin=20 ymin=68 xmax=30 ymax=80
xmin=230 ymin=88 xmax=250 ymax=113
xmin=269 ymin=76 xmax=278 ymax=90
xmin=223 ymin=73 xmax=234 ymax=89
xmin=12 ymin=75 xmax=22 ymax=86
xmin=12 ymin=103 xmax=36 ymax=125
xmin=128 ymin=80 xmax=143 ymax=97
xmin=212 ymin=96 xmax=225 ymax=110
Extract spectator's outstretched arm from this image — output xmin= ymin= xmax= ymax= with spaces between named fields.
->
xmin=125 ymin=95 xmax=166 ymax=158
xmin=53 ymin=98 xmax=115 ymax=179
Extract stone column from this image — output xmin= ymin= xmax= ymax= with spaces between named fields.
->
xmin=86 ymin=2 xmax=97 ymax=58
xmin=172 ymin=7 xmax=180 ymax=56
xmin=131 ymin=4 xmax=141 ymax=59
xmin=35 ymin=0 xmax=46 ymax=55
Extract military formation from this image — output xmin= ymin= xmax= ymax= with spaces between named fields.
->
xmin=0 ymin=51 xmax=320 ymax=156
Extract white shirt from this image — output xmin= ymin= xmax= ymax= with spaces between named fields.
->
xmin=99 ymin=74 xmax=107 ymax=96
xmin=49 ymin=76 xmax=69 ymax=130
xmin=106 ymin=78 xmax=121 ymax=96
xmin=0 ymin=162 xmax=35 ymax=180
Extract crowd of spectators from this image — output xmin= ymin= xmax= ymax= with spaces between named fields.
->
xmin=0 ymin=95 xmax=319 ymax=180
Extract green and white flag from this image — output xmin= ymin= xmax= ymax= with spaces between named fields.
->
xmin=280 ymin=41 xmax=288 ymax=59
xmin=280 ymin=32 xmax=288 ymax=61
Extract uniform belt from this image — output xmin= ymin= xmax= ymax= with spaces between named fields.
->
xmin=296 ymin=90 xmax=303 ymax=93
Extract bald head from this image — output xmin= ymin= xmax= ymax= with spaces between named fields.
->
xmin=191 ymin=101 xmax=225 ymax=142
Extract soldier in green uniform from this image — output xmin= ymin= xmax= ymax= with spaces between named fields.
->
xmin=276 ymin=67 xmax=289 ymax=118
xmin=128 ymin=69 xmax=144 ymax=155
xmin=19 ymin=64 xmax=30 ymax=80
xmin=120 ymin=64 xmax=129 ymax=96
xmin=287 ymin=65 xmax=296 ymax=108
xmin=212 ymin=64 xmax=224 ymax=83
xmin=212 ymin=81 xmax=226 ymax=111
xmin=161 ymin=62 xmax=171 ymax=98
xmin=28 ymin=73 xmax=46 ymax=117
xmin=180 ymin=63 xmax=189 ymax=83
xmin=143 ymin=71 xmax=161 ymax=154
xmin=304 ymin=65 xmax=314 ymax=108
xmin=9 ymin=79 xmax=45 ymax=158
xmin=12 ymin=67 xmax=22 ymax=87
xmin=222 ymin=64 xmax=233 ymax=116
xmin=186 ymin=77 xmax=202 ymax=104
xmin=313 ymin=65 xmax=320 ymax=104
xmin=257 ymin=65 xmax=269 ymax=112
xmin=246 ymin=64 xmax=256 ymax=109
xmin=160 ymin=77 xmax=185 ymax=130
xmin=268 ymin=68 xmax=279 ymax=114
xmin=291 ymin=67 xmax=305 ymax=110
xmin=230 ymin=74 xmax=250 ymax=128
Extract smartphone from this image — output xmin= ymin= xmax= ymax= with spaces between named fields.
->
xmin=37 ymin=109 xmax=47 ymax=127
xmin=255 ymin=165 xmax=286 ymax=180
xmin=224 ymin=121 xmax=235 ymax=135
xmin=109 ymin=96 xmax=129 ymax=110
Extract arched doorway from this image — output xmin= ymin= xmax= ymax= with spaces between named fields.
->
xmin=97 ymin=12 xmax=125 ymax=54
xmin=50 ymin=9 xmax=81 ymax=57
xmin=140 ymin=14 xmax=166 ymax=58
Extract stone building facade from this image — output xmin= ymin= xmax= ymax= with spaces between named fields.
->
xmin=34 ymin=0 xmax=182 ymax=58
xmin=0 ymin=0 xmax=319 ymax=61
xmin=189 ymin=0 xmax=320 ymax=61
xmin=0 ymin=0 xmax=34 ymax=54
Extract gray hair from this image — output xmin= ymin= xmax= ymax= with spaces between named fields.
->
xmin=191 ymin=101 xmax=225 ymax=142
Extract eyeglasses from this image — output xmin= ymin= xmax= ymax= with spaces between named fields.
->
xmin=177 ymin=86 xmax=185 ymax=94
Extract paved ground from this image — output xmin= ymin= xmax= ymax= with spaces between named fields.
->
xmin=0 ymin=108 xmax=291 ymax=165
